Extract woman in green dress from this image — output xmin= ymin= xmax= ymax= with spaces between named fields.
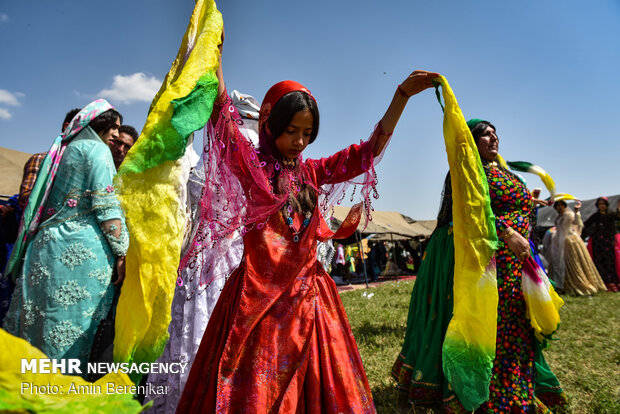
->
xmin=392 ymin=119 xmax=569 ymax=413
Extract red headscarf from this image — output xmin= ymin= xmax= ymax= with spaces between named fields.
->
xmin=258 ymin=80 xmax=315 ymax=134
xmin=257 ymin=81 xmax=316 ymax=163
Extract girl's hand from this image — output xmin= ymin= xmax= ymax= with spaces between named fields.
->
xmin=530 ymin=188 xmax=549 ymax=206
xmin=575 ymin=200 xmax=582 ymax=210
xmin=502 ymin=228 xmax=530 ymax=260
xmin=375 ymin=69 xmax=440 ymax=154
xmin=114 ymin=256 xmax=126 ymax=285
xmin=398 ymin=70 xmax=440 ymax=98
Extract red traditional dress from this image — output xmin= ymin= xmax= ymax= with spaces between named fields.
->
xmin=177 ymin=82 xmax=380 ymax=413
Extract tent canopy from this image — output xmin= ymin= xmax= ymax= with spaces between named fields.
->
xmin=0 ymin=146 xmax=32 ymax=197
xmin=330 ymin=205 xmax=436 ymax=238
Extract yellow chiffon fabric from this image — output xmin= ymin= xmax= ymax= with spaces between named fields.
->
xmin=0 ymin=329 xmax=141 ymax=413
xmin=113 ymin=0 xmax=223 ymax=369
xmin=435 ymin=76 xmax=499 ymax=411
xmin=521 ymin=259 xmax=564 ymax=342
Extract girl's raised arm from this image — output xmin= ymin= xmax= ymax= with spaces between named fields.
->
xmin=370 ymin=70 xmax=440 ymax=156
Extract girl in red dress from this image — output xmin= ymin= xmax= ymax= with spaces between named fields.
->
xmin=176 ymin=31 xmax=439 ymax=413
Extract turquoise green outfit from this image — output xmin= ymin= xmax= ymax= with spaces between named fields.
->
xmin=4 ymin=125 xmax=128 ymax=366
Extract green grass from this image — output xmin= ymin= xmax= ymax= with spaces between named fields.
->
xmin=340 ymin=280 xmax=620 ymax=413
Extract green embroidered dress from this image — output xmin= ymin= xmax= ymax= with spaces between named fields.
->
xmin=4 ymin=127 xmax=128 ymax=366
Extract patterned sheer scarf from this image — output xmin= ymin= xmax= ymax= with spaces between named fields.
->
xmin=177 ymin=81 xmax=385 ymax=297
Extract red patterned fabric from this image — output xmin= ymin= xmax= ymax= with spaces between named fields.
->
xmin=177 ymin=205 xmax=374 ymax=413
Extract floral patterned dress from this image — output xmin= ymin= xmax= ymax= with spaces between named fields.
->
xmin=480 ymin=163 xmax=565 ymax=413
xmin=3 ymin=127 xmax=128 ymax=367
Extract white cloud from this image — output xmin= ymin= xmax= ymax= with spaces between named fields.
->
xmin=0 ymin=14 xmax=8 ymax=23
xmin=0 ymin=108 xmax=12 ymax=120
xmin=0 ymin=89 xmax=23 ymax=106
xmin=72 ymin=89 xmax=91 ymax=99
xmin=98 ymin=72 xmax=161 ymax=104
xmin=0 ymin=90 xmax=23 ymax=120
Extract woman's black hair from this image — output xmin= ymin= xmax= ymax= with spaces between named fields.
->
xmin=62 ymin=108 xmax=82 ymax=131
xmin=90 ymin=109 xmax=123 ymax=136
xmin=470 ymin=120 xmax=496 ymax=144
xmin=554 ymin=200 xmax=567 ymax=209
xmin=596 ymin=197 xmax=609 ymax=207
xmin=268 ymin=91 xmax=319 ymax=144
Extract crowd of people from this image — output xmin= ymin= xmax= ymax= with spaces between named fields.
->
xmin=539 ymin=196 xmax=620 ymax=294
xmin=1 ymin=18 xmax=619 ymax=414
xmin=329 ymin=240 xmax=419 ymax=283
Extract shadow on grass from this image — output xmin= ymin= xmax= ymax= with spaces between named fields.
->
xmin=372 ymin=382 xmax=442 ymax=414
xmin=372 ymin=382 xmax=410 ymax=414
xmin=352 ymin=321 xmax=404 ymax=347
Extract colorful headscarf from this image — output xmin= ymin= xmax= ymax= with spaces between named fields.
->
xmin=258 ymin=80 xmax=314 ymax=133
xmin=6 ymin=99 xmax=115 ymax=280
xmin=465 ymin=119 xmax=574 ymax=202
xmin=466 ymin=118 xmax=488 ymax=131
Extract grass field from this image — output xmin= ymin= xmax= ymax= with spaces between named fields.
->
xmin=340 ymin=280 xmax=620 ymax=413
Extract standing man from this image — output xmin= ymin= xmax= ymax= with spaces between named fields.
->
xmin=108 ymin=125 xmax=138 ymax=169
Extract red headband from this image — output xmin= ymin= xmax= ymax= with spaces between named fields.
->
xmin=258 ymin=80 xmax=315 ymax=133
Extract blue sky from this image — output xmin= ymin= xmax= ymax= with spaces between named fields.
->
xmin=0 ymin=0 xmax=618 ymax=219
